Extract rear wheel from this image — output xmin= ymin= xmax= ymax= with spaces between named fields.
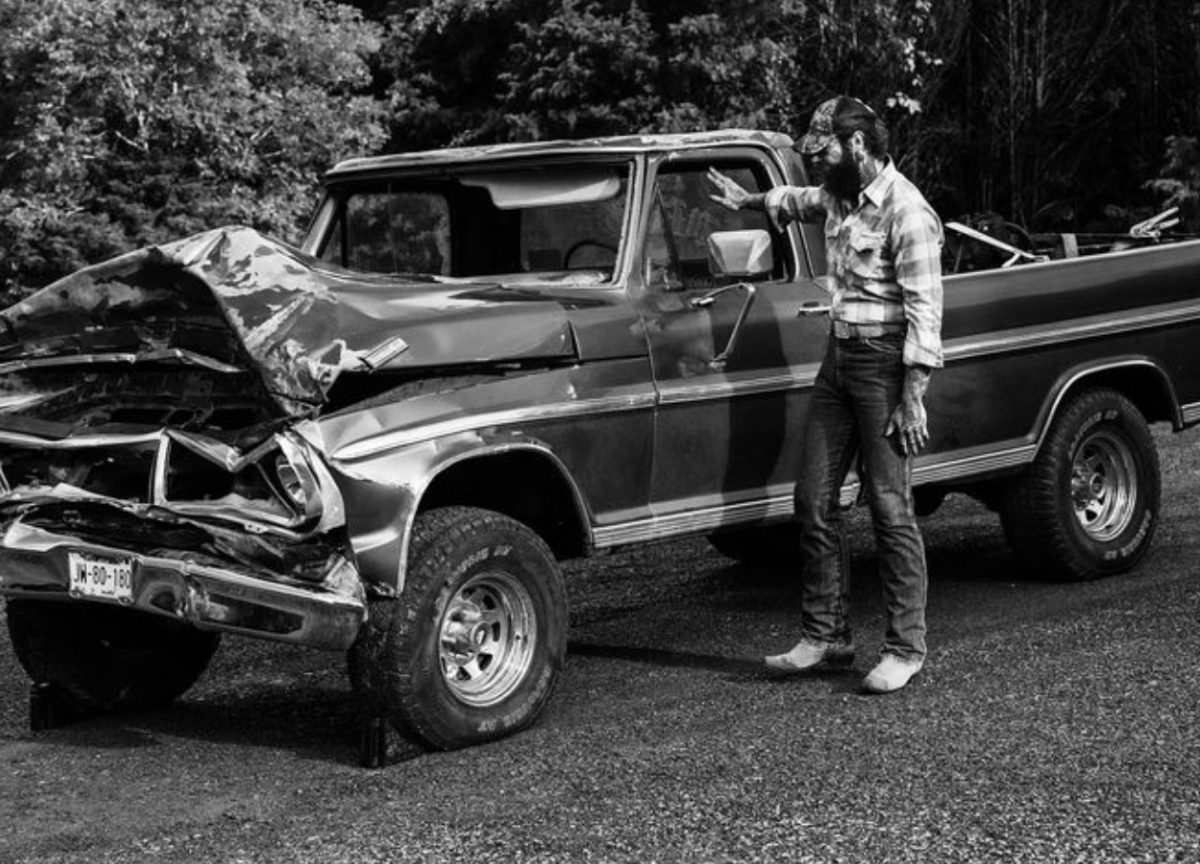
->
xmin=5 ymin=600 xmax=220 ymax=711
xmin=1001 ymin=387 xmax=1159 ymax=580
xmin=349 ymin=506 xmax=567 ymax=750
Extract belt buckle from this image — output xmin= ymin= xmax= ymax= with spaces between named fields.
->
xmin=833 ymin=320 xmax=875 ymax=339
xmin=837 ymin=322 xmax=903 ymax=339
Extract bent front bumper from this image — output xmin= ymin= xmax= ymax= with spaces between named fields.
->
xmin=0 ymin=520 xmax=366 ymax=651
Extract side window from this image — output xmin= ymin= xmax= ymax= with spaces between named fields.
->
xmin=645 ymin=162 xmax=781 ymax=291
xmin=321 ymin=190 xmax=451 ymax=275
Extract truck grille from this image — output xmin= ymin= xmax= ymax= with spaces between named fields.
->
xmin=0 ymin=442 xmax=159 ymax=502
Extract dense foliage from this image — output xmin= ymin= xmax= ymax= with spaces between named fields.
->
xmin=0 ymin=0 xmax=386 ymax=301
xmin=929 ymin=0 xmax=1200 ymax=228
xmin=2 ymin=0 xmax=1198 ymax=299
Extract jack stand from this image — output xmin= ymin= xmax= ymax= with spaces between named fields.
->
xmin=29 ymin=682 xmax=90 ymax=732
xmin=359 ymin=715 xmax=389 ymax=768
xmin=358 ymin=715 xmax=425 ymax=768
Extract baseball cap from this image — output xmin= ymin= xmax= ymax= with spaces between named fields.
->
xmin=798 ymin=96 xmax=878 ymax=155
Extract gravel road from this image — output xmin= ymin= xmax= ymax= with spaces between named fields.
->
xmin=2 ymin=427 xmax=1199 ymax=864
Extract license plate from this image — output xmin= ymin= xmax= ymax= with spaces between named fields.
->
xmin=68 ymin=552 xmax=134 ymax=603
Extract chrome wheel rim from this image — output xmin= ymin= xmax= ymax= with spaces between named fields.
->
xmin=1070 ymin=429 xmax=1137 ymax=541
xmin=438 ymin=570 xmax=536 ymax=707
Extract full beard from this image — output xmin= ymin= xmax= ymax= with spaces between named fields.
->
xmin=822 ymin=156 xmax=864 ymax=204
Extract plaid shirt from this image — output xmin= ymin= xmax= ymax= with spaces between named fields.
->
xmin=765 ymin=160 xmax=944 ymax=369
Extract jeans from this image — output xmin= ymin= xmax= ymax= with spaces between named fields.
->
xmin=793 ymin=332 xmax=928 ymax=659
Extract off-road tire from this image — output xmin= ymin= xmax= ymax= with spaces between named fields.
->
xmin=707 ymin=524 xmax=798 ymax=567
xmin=1001 ymin=387 xmax=1160 ymax=580
xmin=348 ymin=506 xmax=567 ymax=750
xmin=5 ymin=599 xmax=220 ymax=711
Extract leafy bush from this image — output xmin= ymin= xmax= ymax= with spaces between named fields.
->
xmin=0 ymin=0 xmax=388 ymax=303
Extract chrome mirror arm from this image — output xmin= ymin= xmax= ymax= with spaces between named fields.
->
xmin=688 ymin=282 xmax=757 ymax=370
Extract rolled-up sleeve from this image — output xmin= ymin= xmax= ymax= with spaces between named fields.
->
xmin=764 ymin=185 xmax=826 ymax=231
xmin=892 ymin=203 xmax=944 ymax=369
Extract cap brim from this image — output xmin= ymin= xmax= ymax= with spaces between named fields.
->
xmin=799 ymin=133 xmax=834 ymax=155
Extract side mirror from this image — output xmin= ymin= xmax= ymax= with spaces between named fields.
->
xmin=707 ymin=229 xmax=774 ymax=279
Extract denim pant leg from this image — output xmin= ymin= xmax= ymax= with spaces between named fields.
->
xmin=843 ymin=336 xmax=929 ymax=660
xmin=793 ymin=345 xmax=858 ymax=644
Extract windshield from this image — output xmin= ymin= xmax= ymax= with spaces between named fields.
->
xmin=310 ymin=162 xmax=631 ymax=284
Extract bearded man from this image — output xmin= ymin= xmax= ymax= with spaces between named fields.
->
xmin=707 ymin=95 xmax=944 ymax=694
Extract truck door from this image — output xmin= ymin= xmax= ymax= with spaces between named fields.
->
xmin=636 ymin=151 xmax=832 ymax=529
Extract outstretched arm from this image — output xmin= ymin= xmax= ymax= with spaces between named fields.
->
xmin=708 ymin=168 xmax=825 ymax=230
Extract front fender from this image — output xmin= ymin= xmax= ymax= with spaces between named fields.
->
xmin=326 ymin=428 xmax=592 ymax=595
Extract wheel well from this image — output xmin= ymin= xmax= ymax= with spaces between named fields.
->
xmin=418 ymin=451 xmax=588 ymax=559
xmin=929 ymin=365 xmax=1175 ymax=518
xmin=1051 ymin=365 xmax=1177 ymax=430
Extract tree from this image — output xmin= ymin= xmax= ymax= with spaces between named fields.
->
xmin=0 ymin=0 xmax=387 ymax=301
xmin=378 ymin=0 xmax=939 ymax=152
xmin=922 ymin=0 xmax=1200 ymax=226
xmin=497 ymin=1 xmax=659 ymax=140
xmin=381 ymin=0 xmax=662 ymax=146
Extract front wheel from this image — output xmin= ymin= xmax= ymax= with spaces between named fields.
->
xmin=1001 ymin=387 xmax=1160 ymax=580
xmin=348 ymin=506 xmax=567 ymax=750
xmin=5 ymin=600 xmax=220 ymax=711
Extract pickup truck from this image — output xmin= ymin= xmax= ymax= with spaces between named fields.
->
xmin=1 ymin=130 xmax=1198 ymax=753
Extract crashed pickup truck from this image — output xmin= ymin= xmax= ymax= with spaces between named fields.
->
xmin=3 ymin=130 xmax=1200 ymax=751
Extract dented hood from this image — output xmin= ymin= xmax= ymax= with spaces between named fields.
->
xmin=0 ymin=227 xmax=577 ymax=415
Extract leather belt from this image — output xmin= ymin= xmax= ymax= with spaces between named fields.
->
xmin=831 ymin=320 xmax=906 ymax=340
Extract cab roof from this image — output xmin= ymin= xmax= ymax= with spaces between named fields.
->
xmin=324 ymin=129 xmax=796 ymax=180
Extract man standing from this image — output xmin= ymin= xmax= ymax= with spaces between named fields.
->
xmin=708 ymin=95 xmax=943 ymax=694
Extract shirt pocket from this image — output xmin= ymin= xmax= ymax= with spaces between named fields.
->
xmin=846 ymin=226 xmax=888 ymax=281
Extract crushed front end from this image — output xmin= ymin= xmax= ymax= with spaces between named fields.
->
xmin=0 ymin=422 xmax=364 ymax=650
xmin=0 ymin=229 xmax=371 ymax=650
xmin=0 ymin=224 xmax=582 ymax=653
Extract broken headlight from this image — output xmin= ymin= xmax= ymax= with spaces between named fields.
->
xmin=273 ymin=451 xmax=313 ymax=512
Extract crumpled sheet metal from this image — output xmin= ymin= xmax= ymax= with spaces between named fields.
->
xmin=2 ymin=227 xmax=577 ymax=417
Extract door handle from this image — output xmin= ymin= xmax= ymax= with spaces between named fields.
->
xmin=797 ymin=300 xmax=830 ymax=317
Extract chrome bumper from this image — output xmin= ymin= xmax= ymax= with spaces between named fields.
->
xmin=0 ymin=521 xmax=366 ymax=651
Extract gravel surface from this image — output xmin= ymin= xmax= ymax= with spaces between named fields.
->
xmin=2 ymin=427 xmax=1200 ymax=863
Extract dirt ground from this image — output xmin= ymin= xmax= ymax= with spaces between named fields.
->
xmin=2 ymin=427 xmax=1199 ymax=863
